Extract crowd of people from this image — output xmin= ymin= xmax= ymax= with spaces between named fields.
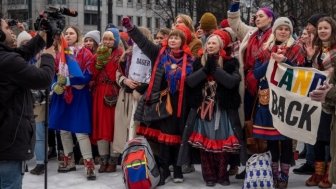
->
xmin=3 ymin=1 xmax=336 ymax=189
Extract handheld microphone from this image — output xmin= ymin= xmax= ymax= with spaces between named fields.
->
xmin=60 ymin=7 xmax=78 ymax=17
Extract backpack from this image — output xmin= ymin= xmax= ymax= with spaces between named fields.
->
xmin=243 ymin=151 xmax=274 ymax=189
xmin=121 ymin=137 xmax=160 ymax=189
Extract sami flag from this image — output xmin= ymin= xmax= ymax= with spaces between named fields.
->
xmin=59 ymin=36 xmax=84 ymax=78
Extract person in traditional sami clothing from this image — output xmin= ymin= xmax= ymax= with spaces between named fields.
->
xmin=186 ymin=31 xmax=242 ymax=187
xmin=253 ymin=17 xmax=306 ymax=188
xmin=227 ymin=1 xmax=275 ymax=179
xmin=91 ymin=31 xmax=123 ymax=173
xmin=305 ymin=16 xmax=335 ymax=188
xmin=49 ymin=26 xmax=96 ymax=180
xmin=122 ymin=17 xmax=194 ymax=185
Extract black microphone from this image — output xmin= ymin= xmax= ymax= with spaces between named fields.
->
xmin=59 ymin=7 xmax=78 ymax=17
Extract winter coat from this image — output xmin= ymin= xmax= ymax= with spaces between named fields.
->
xmin=0 ymin=34 xmax=54 ymax=161
xmin=321 ymin=56 xmax=336 ymax=183
xmin=187 ymin=56 xmax=242 ymax=140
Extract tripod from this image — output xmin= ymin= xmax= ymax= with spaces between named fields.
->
xmin=44 ymin=89 xmax=50 ymax=189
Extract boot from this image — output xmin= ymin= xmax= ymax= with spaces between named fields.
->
xmin=306 ymin=161 xmax=325 ymax=186
xmin=228 ymin=165 xmax=239 ymax=176
xmin=278 ymin=163 xmax=290 ymax=189
xmin=173 ymin=165 xmax=184 ymax=183
xmin=58 ymin=150 xmax=64 ymax=162
xmin=58 ymin=152 xmax=76 ymax=173
xmin=318 ymin=162 xmax=332 ymax=188
xmin=271 ymin=162 xmax=279 ymax=188
xmin=278 ymin=172 xmax=289 ymax=189
xmin=158 ymin=166 xmax=170 ymax=186
xmin=84 ymin=159 xmax=96 ymax=180
xmin=105 ymin=156 xmax=117 ymax=172
xmin=30 ymin=164 xmax=45 ymax=175
xmin=98 ymin=155 xmax=109 ymax=173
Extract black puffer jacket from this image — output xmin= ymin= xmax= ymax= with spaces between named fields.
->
xmin=0 ymin=34 xmax=55 ymax=161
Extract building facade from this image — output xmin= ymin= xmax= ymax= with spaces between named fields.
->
xmin=2 ymin=0 xmax=195 ymax=35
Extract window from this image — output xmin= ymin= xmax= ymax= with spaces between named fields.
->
xmin=8 ymin=0 xmax=26 ymax=4
xmin=116 ymin=0 xmax=123 ymax=7
xmin=117 ymin=15 xmax=123 ymax=26
xmin=155 ymin=0 xmax=159 ymax=5
xmin=146 ymin=0 xmax=151 ymax=4
xmin=84 ymin=0 xmax=102 ymax=6
xmin=84 ymin=13 xmax=98 ymax=25
xmin=137 ymin=0 xmax=142 ymax=3
xmin=137 ymin=16 xmax=142 ymax=26
xmin=147 ymin=17 xmax=152 ymax=28
xmin=155 ymin=18 xmax=160 ymax=29
xmin=127 ymin=0 xmax=133 ymax=7
xmin=48 ymin=0 xmax=66 ymax=4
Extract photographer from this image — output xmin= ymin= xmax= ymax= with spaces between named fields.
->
xmin=0 ymin=15 xmax=55 ymax=189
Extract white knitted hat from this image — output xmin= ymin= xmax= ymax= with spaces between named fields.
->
xmin=17 ymin=31 xmax=32 ymax=47
xmin=84 ymin=30 xmax=100 ymax=45
xmin=272 ymin=17 xmax=293 ymax=34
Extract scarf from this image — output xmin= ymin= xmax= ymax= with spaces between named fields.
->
xmin=146 ymin=41 xmax=193 ymax=117
xmin=258 ymin=41 xmax=306 ymax=66
xmin=57 ymin=46 xmax=94 ymax=104
xmin=160 ymin=49 xmax=193 ymax=94
xmin=244 ymin=28 xmax=272 ymax=95
xmin=245 ymin=28 xmax=272 ymax=71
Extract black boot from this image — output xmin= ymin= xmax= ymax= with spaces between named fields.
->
xmin=30 ymin=164 xmax=45 ymax=175
xmin=235 ymin=169 xmax=246 ymax=179
xmin=158 ymin=167 xmax=170 ymax=186
xmin=173 ymin=165 xmax=184 ymax=183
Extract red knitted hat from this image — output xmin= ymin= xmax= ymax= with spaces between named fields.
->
xmin=220 ymin=19 xmax=229 ymax=28
xmin=212 ymin=29 xmax=231 ymax=48
xmin=119 ymin=31 xmax=129 ymax=42
xmin=175 ymin=24 xmax=192 ymax=44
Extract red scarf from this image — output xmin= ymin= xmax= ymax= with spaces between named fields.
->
xmin=146 ymin=40 xmax=192 ymax=117
xmin=244 ymin=28 xmax=272 ymax=95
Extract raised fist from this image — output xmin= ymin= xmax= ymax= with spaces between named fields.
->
xmin=121 ymin=16 xmax=134 ymax=30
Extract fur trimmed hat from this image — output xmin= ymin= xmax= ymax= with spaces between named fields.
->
xmin=200 ymin=12 xmax=218 ymax=31
xmin=175 ymin=24 xmax=192 ymax=44
xmin=212 ymin=29 xmax=231 ymax=48
xmin=17 ymin=31 xmax=32 ymax=47
xmin=272 ymin=17 xmax=293 ymax=34
xmin=84 ymin=30 xmax=100 ymax=45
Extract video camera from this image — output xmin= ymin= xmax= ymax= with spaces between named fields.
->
xmin=34 ymin=7 xmax=78 ymax=35
xmin=34 ymin=7 xmax=78 ymax=47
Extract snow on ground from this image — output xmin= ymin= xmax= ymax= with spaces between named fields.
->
xmin=23 ymin=158 xmax=334 ymax=189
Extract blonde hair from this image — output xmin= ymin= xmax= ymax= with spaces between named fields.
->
xmin=138 ymin=27 xmax=153 ymax=42
xmin=175 ymin=14 xmax=195 ymax=32
xmin=263 ymin=33 xmax=295 ymax=50
xmin=102 ymin=31 xmax=115 ymax=41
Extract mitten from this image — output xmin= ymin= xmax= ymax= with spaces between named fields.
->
xmin=229 ymin=1 xmax=240 ymax=12
xmin=121 ymin=17 xmax=134 ymax=31
xmin=57 ymin=75 xmax=67 ymax=85
xmin=53 ymin=84 xmax=65 ymax=95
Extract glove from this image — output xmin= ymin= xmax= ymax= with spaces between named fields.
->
xmin=135 ymin=83 xmax=148 ymax=95
xmin=38 ymin=18 xmax=55 ymax=48
xmin=121 ymin=16 xmax=134 ymax=31
xmin=57 ymin=75 xmax=67 ymax=85
xmin=53 ymin=84 xmax=65 ymax=95
xmin=203 ymin=54 xmax=218 ymax=74
xmin=229 ymin=1 xmax=240 ymax=12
